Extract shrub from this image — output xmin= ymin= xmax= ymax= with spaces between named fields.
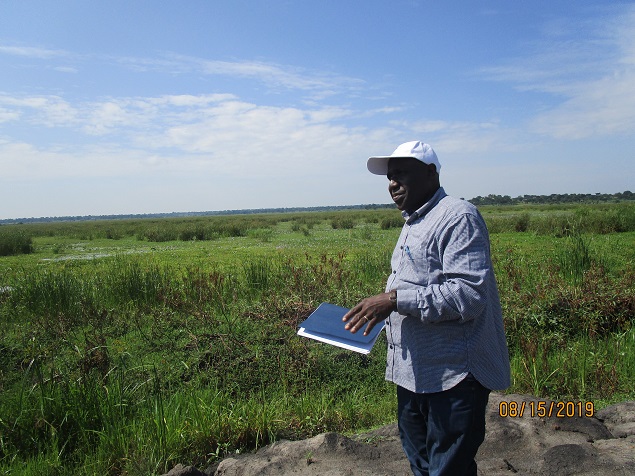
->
xmin=514 ymin=213 xmax=531 ymax=232
xmin=138 ymin=226 xmax=179 ymax=242
xmin=0 ymin=228 xmax=34 ymax=256
xmin=330 ymin=217 xmax=355 ymax=229
xmin=179 ymin=224 xmax=211 ymax=241
xmin=380 ymin=216 xmax=403 ymax=230
xmin=247 ymin=228 xmax=274 ymax=243
xmin=353 ymin=225 xmax=374 ymax=241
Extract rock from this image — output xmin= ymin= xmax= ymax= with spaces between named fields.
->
xmin=596 ymin=401 xmax=635 ymax=438
xmin=164 ymin=393 xmax=635 ymax=476
xmin=162 ymin=463 xmax=208 ymax=476
xmin=214 ymin=431 xmax=410 ymax=476
xmin=540 ymin=443 xmax=595 ymax=475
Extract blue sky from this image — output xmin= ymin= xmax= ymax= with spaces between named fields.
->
xmin=1 ymin=1 xmax=634 ymax=219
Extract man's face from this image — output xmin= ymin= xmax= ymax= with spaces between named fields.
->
xmin=387 ymin=157 xmax=438 ymax=214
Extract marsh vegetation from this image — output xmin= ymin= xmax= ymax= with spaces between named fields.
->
xmin=1 ymin=203 xmax=634 ymax=475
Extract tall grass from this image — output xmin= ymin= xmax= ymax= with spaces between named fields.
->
xmin=494 ymin=229 xmax=635 ymax=401
xmin=0 ymin=228 xmax=34 ymax=256
xmin=0 ymin=244 xmax=397 ymax=473
xmin=0 ymin=204 xmax=634 ymax=474
xmin=509 ymin=326 xmax=635 ymax=401
xmin=5 ymin=203 xmax=634 ymax=244
xmin=482 ymin=202 xmax=635 ymax=235
xmin=556 ymin=231 xmax=592 ymax=285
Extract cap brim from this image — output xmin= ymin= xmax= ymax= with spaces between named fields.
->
xmin=367 ymin=155 xmax=418 ymax=175
xmin=367 ymin=156 xmax=391 ymax=175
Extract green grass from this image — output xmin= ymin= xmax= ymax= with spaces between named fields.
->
xmin=0 ymin=203 xmax=634 ymax=475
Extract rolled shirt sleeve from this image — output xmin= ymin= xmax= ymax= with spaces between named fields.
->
xmin=397 ymin=213 xmax=490 ymax=323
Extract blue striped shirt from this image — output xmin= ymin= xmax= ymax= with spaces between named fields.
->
xmin=385 ymin=187 xmax=511 ymax=393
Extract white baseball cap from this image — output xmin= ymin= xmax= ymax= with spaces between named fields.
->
xmin=367 ymin=141 xmax=441 ymax=175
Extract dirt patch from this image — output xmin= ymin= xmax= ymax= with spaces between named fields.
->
xmin=163 ymin=393 xmax=635 ymax=476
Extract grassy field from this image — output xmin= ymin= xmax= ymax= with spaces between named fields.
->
xmin=1 ymin=203 xmax=634 ymax=475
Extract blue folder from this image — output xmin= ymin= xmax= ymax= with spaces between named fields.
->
xmin=297 ymin=302 xmax=385 ymax=354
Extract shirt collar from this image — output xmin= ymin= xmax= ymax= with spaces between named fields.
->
xmin=403 ymin=187 xmax=447 ymax=224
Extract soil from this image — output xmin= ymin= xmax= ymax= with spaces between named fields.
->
xmin=163 ymin=393 xmax=635 ymax=476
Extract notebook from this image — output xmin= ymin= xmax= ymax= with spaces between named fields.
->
xmin=297 ymin=302 xmax=385 ymax=355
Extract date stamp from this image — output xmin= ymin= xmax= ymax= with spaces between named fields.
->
xmin=498 ymin=400 xmax=595 ymax=418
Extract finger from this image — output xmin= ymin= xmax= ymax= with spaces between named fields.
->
xmin=342 ymin=303 xmax=363 ymax=322
xmin=363 ymin=319 xmax=377 ymax=336
xmin=345 ymin=314 xmax=365 ymax=333
xmin=344 ymin=314 xmax=359 ymax=330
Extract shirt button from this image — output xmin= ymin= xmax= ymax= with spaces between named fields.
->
xmin=389 ymin=345 xmax=393 ymax=349
xmin=393 ymin=270 xmax=397 ymax=274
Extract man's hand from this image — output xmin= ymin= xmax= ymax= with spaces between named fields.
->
xmin=342 ymin=292 xmax=395 ymax=336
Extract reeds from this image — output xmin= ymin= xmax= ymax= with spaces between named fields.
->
xmin=0 ymin=228 xmax=34 ymax=256
xmin=0 ymin=204 xmax=634 ymax=474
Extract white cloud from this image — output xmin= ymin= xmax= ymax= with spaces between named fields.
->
xmin=2 ymin=44 xmax=365 ymax=103
xmin=53 ymin=66 xmax=78 ymax=73
xmin=0 ymin=88 xmax=517 ymax=187
xmin=137 ymin=99 xmax=372 ymax=177
xmin=118 ymin=53 xmax=365 ymax=99
xmin=0 ymin=141 xmax=138 ymax=179
xmin=530 ymin=72 xmax=635 ymax=139
xmin=0 ymin=92 xmax=389 ymax=183
xmin=478 ymin=4 xmax=635 ymax=140
xmin=0 ymin=95 xmax=78 ymax=127
xmin=191 ymin=56 xmax=365 ymax=94
xmin=0 ymin=96 xmax=49 ymax=108
xmin=153 ymin=93 xmax=237 ymax=107
xmin=83 ymin=101 xmax=133 ymax=135
xmin=0 ymin=45 xmax=69 ymax=59
xmin=0 ymin=107 xmax=19 ymax=123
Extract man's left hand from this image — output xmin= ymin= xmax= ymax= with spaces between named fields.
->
xmin=342 ymin=292 xmax=395 ymax=336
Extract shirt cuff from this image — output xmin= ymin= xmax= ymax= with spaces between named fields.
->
xmin=396 ymin=289 xmax=420 ymax=316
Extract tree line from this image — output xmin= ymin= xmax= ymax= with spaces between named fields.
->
xmin=1 ymin=191 xmax=633 ymax=224
xmin=468 ymin=191 xmax=634 ymax=206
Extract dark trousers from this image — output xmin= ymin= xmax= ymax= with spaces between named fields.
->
xmin=396 ymin=374 xmax=490 ymax=476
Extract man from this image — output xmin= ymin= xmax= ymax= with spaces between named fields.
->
xmin=342 ymin=141 xmax=510 ymax=476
